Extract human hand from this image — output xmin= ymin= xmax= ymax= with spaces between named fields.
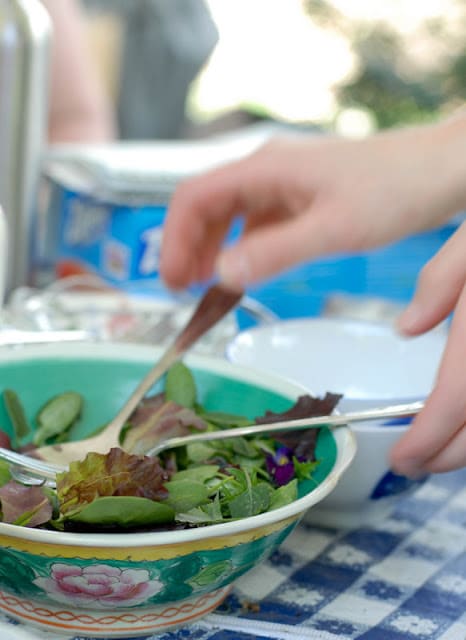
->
xmin=161 ymin=116 xmax=466 ymax=291
xmin=160 ymin=112 xmax=466 ymax=476
xmin=392 ymin=220 xmax=466 ymax=475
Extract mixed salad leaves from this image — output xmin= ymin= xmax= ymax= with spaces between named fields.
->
xmin=0 ymin=363 xmax=341 ymax=532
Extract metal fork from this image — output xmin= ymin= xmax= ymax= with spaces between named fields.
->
xmin=0 ymin=447 xmax=64 ymax=487
xmin=0 ymin=400 xmax=423 ymax=488
xmin=145 ymin=400 xmax=422 ymax=456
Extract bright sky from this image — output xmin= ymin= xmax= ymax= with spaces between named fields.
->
xmin=190 ymin=0 xmax=355 ymax=123
xmin=190 ymin=0 xmax=460 ymax=128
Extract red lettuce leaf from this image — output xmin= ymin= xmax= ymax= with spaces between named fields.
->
xmin=126 ymin=392 xmax=166 ymax=426
xmin=0 ymin=481 xmax=53 ymax=527
xmin=255 ymin=393 xmax=342 ymax=460
xmin=57 ymin=448 xmax=170 ymax=517
xmin=123 ymin=399 xmax=208 ymax=454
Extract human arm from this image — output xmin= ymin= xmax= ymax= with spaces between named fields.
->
xmin=160 ymin=112 xmax=466 ymax=292
xmin=160 ymin=112 xmax=466 ymax=477
xmin=42 ymin=0 xmax=117 ymax=143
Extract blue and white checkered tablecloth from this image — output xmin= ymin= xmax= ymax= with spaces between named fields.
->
xmin=4 ymin=467 xmax=466 ymax=640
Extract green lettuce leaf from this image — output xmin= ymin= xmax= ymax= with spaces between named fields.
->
xmin=67 ymin=496 xmax=175 ymax=528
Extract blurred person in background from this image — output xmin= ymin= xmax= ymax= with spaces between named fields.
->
xmin=42 ymin=0 xmax=116 ymax=143
xmin=81 ymin=0 xmax=218 ymax=140
xmin=43 ymin=0 xmax=218 ymax=143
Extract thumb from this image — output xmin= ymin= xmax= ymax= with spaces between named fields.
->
xmin=215 ymin=207 xmax=342 ymax=289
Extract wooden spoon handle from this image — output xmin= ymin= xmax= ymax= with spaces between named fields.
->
xmin=174 ymin=284 xmax=244 ymax=352
xmin=93 ymin=285 xmax=243 ymax=445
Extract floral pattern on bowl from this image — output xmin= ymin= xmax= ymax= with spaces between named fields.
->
xmin=33 ymin=564 xmax=164 ymax=609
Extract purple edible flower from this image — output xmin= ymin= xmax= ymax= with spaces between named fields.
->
xmin=266 ymin=446 xmax=295 ymax=486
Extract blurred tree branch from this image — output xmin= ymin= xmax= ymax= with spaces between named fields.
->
xmin=303 ymin=0 xmax=466 ymax=129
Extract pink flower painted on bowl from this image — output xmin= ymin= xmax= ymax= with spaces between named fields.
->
xmin=33 ymin=563 xmax=163 ymax=608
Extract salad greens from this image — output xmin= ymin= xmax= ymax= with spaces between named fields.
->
xmin=0 ymin=363 xmax=341 ymax=532
xmin=34 ymin=391 xmax=83 ymax=446
xmin=3 ymin=389 xmax=30 ymax=447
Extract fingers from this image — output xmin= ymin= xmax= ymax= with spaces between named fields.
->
xmin=389 ymin=381 xmax=466 ymax=476
xmin=160 ymin=142 xmax=292 ymax=290
xmin=159 ymin=170 xmax=240 ymax=290
xmin=397 ymin=221 xmax=466 ymax=335
xmin=423 ymin=420 xmax=466 ymax=473
xmin=391 ymin=280 xmax=466 ymax=476
xmin=216 ymin=202 xmax=347 ymax=289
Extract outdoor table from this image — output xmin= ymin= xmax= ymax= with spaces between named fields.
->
xmin=3 ymin=467 xmax=466 ymax=640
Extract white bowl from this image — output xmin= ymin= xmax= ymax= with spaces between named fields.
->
xmin=226 ymin=317 xmax=448 ymax=527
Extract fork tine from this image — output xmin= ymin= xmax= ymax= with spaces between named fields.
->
xmin=9 ymin=466 xmax=57 ymax=488
xmin=0 ymin=447 xmax=64 ymax=481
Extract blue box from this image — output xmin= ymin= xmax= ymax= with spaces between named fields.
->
xmin=55 ymin=188 xmax=169 ymax=295
xmin=237 ymin=222 xmax=460 ymax=328
xmin=36 ymin=157 xmax=241 ymax=298
xmin=36 ymin=156 xmax=462 ymax=319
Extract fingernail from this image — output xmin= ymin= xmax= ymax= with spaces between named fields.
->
xmin=216 ymin=252 xmax=250 ymax=290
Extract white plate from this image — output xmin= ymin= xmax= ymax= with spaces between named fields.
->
xmin=226 ymin=317 xmax=447 ymax=411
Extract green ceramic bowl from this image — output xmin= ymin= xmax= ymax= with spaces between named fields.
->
xmin=0 ymin=343 xmax=356 ymax=638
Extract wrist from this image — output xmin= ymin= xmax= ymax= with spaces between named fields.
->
xmin=429 ymin=111 xmax=466 ymax=218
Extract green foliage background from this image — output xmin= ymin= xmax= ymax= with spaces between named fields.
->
xmin=304 ymin=0 xmax=466 ymax=129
